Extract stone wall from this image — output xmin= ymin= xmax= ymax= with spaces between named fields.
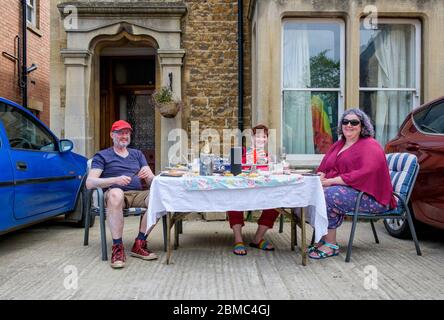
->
xmin=249 ymin=0 xmax=444 ymax=167
xmin=181 ymin=0 xmax=252 ymax=153
xmin=50 ymin=0 xmax=252 ymax=155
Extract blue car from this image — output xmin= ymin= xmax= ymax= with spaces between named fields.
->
xmin=0 ymin=97 xmax=90 ymax=235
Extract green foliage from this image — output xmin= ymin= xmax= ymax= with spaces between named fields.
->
xmin=310 ymin=50 xmax=340 ymax=88
xmin=309 ymin=50 xmax=340 ymax=141
xmin=153 ymin=87 xmax=173 ymax=104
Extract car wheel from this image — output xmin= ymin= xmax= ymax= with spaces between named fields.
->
xmin=73 ymin=190 xmax=96 ymax=228
xmin=383 ymin=204 xmax=420 ymax=239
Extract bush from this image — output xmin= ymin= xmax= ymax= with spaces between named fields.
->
xmin=153 ymin=87 xmax=173 ymax=104
xmin=152 ymin=86 xmax=182 ymax=118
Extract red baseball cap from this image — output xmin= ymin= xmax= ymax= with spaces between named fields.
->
xmin=111 ymin=120 xmax=133 ymax=132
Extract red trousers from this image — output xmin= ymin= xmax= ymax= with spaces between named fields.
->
xmin=227 ymin=209 xmax=280 ymax=229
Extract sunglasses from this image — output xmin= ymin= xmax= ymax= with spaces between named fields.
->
xmin=342 ymin=119 xmax=361 ymax=126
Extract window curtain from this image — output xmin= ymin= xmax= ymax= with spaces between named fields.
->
xmin=374 ymin=26 xmax=411 ymax=145
xmin=283 ymin=27 xmax=315 ymax=154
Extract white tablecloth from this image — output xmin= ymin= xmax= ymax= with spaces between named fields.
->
xmin=146 ymin=175 xmax=328 ymax=242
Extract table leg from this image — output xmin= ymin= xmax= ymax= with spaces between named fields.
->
xmin=166 ymin=212 xmax=172 ymax=265
xmin=174 ymin=219 xmax=179 ymax=250
xmin=295 ymin=210 xmax=298 ymax=247
xmin=301 ymin=207 xmax=307 ymax=266
xmin=290 ymin=211 xmax=296 ymax=251
xmin=162 ymin=216 xmax=167 ymax=252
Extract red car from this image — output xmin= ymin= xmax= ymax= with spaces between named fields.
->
xmin=384 ymin=96 xmax=444 ymax=238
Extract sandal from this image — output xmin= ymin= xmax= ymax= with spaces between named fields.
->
xmin=233 ymin=242 xmax=247 ymax=256
xmin=307 ymin=239 xmax=326 ymax=253
xmin=308 ymin=242 xmax=340 ymax=260
xmin=249 ymin=239 xmax=275 ymax=251
xmin=306 ymin=240 xmax=339 ymax=254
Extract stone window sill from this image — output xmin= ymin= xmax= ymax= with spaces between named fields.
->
xmin=27 ymin=22 xmax=42 ymax=38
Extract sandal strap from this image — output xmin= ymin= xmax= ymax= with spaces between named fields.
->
xmin=234 ymin=242 xmax=246 ymax=250
xmin=316 ymin=250 xmax=328 ymax=258
xmin=308 ymin=239 xmax=325 ymax=249
xmin=307 ymin=244 xmax=322 ymax=253
xmin=313 ymin=247 xmax=335 ymax=258
xmin=323 ymin=242 xmax=339 ymax=250
xmin=258 ymin=239 xmax=269 ymax=250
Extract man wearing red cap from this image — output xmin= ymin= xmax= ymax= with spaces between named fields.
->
xmin=86 ymin=120 xmax=157 ymax=269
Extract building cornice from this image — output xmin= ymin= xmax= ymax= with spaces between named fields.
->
xmin=58 ymin=1 xmax=187 ymax=18
xmin=61 ymin=49 xmax=92 ymax=66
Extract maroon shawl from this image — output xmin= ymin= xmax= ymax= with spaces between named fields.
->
xmin=317 ymin=137 xmax=396 ymax=208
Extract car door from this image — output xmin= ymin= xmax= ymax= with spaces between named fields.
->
xmin=409 ymin=100 xmax=444 ymax=224
xmin=0 ymin=125 xmax=14 ymax=231
xmin=0 ymin=101 xmax=80 ymax=219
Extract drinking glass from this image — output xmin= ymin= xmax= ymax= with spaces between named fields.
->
xmin=280 ymin=146 xmax=287 ymax=162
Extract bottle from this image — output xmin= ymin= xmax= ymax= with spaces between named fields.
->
xmin=199 ymin=154 xmax=213 ymax=176
xmin=192 ymin=158 xmax=200 ymax=174
xmin=230 ymin=147 xmax=242 ymax=176
xmin=280 ymin=146 xmax=290 ymax=174
xmin=282 ymin=159 xmax=290 ymax=175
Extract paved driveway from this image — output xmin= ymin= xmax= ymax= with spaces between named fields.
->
xmin=0 ymin=217 xmax=443 ymax=299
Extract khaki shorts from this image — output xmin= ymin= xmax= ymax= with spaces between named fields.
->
xmin=105 ymin=189 xmax=149 ymax=209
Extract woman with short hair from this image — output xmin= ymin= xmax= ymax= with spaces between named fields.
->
xmin=228 ymin=124 xmax=280 ymax=256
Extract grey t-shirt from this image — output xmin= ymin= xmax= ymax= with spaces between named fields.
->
xmin=91 ymin=147 xmax=148 ymax=191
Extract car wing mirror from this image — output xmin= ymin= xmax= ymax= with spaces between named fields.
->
xmin=60 ymin=139 xmax=74 ymax=153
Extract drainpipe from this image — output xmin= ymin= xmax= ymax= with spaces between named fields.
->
xmin=21 ymin=0 xmax=28 ymax=108
xmin=237 ymin=0 xmax=244 ymax=133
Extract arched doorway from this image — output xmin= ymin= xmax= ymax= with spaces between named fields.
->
xmin=92 ymin=34 xmax=161 ymax=171
xmin=59 ymin=8 xmax=187 ymax=170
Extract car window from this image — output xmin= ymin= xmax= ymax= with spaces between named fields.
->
xmin=413 ymin=101 xmax=444 ymax=134
xmin=0 ymin=102 xmax=57 ymax=151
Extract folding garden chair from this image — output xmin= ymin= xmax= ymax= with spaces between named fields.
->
xmin=82 ymin=160 xmax=169 ymax=261
xmin=344 ymin=152 xmax=422 ymax=262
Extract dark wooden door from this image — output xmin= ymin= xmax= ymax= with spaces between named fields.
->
xmin=124 ymin=93 xmax=156 ymax=172
xmin=100 ymin=56 xmax=156 ymax=171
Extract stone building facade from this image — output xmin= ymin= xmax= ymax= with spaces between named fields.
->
xmin=50 ymin=0 xmax=251 ymax=171
xmin=1 ymin=0 xmax=50 ymax=124
xmin=50 ymin=0 xmax=444 ymax=169
xmin=249 ymin=0 xmax=444 ymax=166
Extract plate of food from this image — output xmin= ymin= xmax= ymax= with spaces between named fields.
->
xmin=290 ymin=169 xmax=313 ymax=174
xmin=160 ymin=170 xmax=186 ymax=177
xmin=165 ymin=164 xmax=188 ymax=171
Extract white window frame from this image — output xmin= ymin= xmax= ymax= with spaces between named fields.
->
xmin=26 ymin=0 xmax=37 ymax=27
xmin=359 ymin=18 xmax=422 ymax=109
xmin=281 ymin=18 xmax=346 ymax=164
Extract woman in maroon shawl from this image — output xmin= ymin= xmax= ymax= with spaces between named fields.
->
xmin=309 ymin=108 xmax=395 ymax=259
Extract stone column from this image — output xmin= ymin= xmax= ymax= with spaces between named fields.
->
xmin=158 ymin=49 xmax=186 ymax=169
xmin=61 ymin=49 xmax=91 ymax=156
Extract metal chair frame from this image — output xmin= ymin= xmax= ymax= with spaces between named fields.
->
xmin=344 ymin=154 xmax=422 ymax=262
xmin=83 ymin=185 xmax=178 ymax=261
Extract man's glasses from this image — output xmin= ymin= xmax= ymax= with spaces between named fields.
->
xmin=341 ymin=119 xmax=361 ymax=126
xmin=113 ymin=130 xmax=132 ymax=135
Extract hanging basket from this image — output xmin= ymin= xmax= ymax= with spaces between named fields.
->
xmin=155 ymin=101 xmax=181 ymax=118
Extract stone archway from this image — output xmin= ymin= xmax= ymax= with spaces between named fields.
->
xmin=58 ymin=3 xmax=186 ymax=169
xmin=89 ymin=32 xmax=161 ymax=170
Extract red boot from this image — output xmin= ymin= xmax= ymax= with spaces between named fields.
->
xmin=111 ymin=243 xmax=126 ymax=269
xmin=130 ymin=239 xmax=158 ymax=261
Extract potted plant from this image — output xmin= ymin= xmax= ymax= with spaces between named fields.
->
xmin=152 ymin=86 xmax=182 ymax=118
